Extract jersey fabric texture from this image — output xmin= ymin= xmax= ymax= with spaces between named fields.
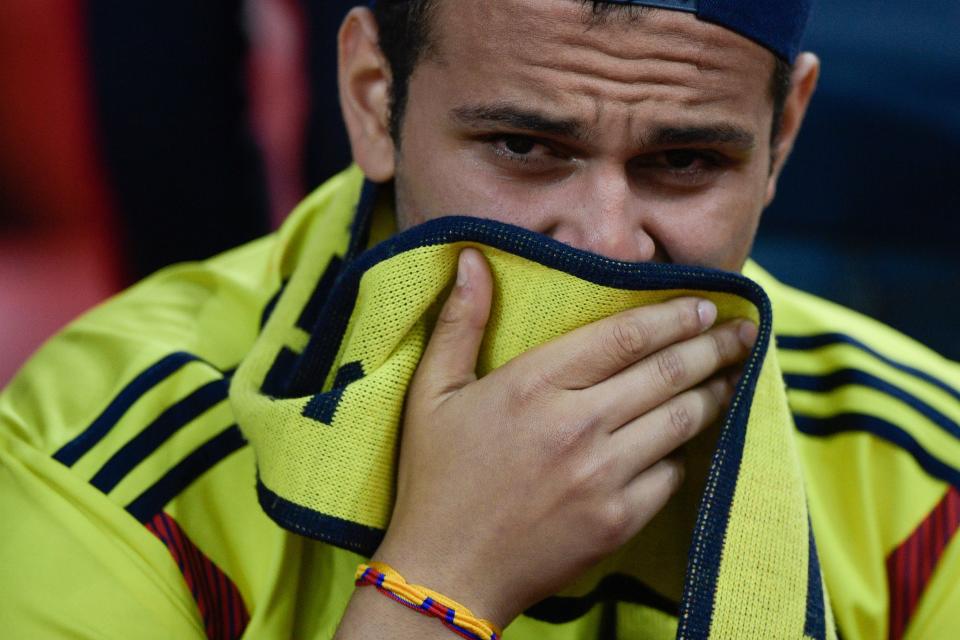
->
xmin=2 ymin=166 xmax=959 ymax=639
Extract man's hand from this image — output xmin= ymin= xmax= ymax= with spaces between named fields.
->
xmin=370 ymin=248 xmax=757 ymax=629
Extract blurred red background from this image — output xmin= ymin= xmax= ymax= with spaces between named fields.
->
xmin=0 ymin=1 xmax=124 ymax=384
xmin=0 ymin=0 xmax=328 ymax=385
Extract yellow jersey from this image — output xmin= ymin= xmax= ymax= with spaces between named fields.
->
xmin=2 ymin=167 xmax=958 ymax=639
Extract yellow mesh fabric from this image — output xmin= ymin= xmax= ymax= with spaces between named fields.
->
xmin=230 ymin=234 xmax=835 ymax=638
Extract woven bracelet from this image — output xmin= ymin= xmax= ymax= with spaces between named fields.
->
xmin=354 ymin=562 xmax=503 ymax=640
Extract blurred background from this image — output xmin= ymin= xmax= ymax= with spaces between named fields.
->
xmin=1 ymin=0 xmax=958 ymax=386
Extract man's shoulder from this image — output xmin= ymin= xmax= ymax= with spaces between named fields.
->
xmin=0 ymin=168 xmax=369 ymax=637
xmin=0 ymin=165 xmax=364 ymax=548
xmin=1 ymin=236 xmax=272 ymax=450
xmin=748 ymin=262 xmax=960 ymax=638
xmin=0 ymin=165 xmax=364 ymax=457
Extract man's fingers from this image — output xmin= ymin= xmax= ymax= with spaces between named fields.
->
xmin=593 ymin=319 xmax=755 ymax=428
xmin=607 ymin=375 xmax=733 ymax=482
xmin=529 ymin=297 xmax=718 ymax=390
xmin=417 ymin=248 xmax=493 ymax=395
xmin=621 ymin=456 xmax=687 ymax=535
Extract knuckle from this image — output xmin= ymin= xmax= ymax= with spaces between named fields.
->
xmin=510 ymin=381 xmax=540 ymax=411
xmin=550 ymin=426 xmax=582 ymax=459
xmin=655 ymin=349 xmax=686 ymax=389
xmin=548 ymin=414 xmax=599 ymax=459
xmin=709 ymin=331 xmax=727 ymax=364
xmin=608 ymin=319 xmax=651 ymax=361
xmin=570 ymin=450 xmax=613 ymax=486
xmin=667 ymin=402 xmax=696 ymax=441
xmin=565 ymin=460 xmax=595 ymax=498
xmin=596 ymin=497 xmax=632 ymax=550
xmin=435 ymin=297 xmax=463 ymax=330
xmin=510 ymin=368 xmax=554 ymax=410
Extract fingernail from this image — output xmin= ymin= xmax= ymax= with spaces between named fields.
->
xmin=697 ymin=300 xmax=717 ymax=329
xmin=738 ymin=321 xmax=758 ymax=348
xmin=456 ymin=250 xmax=471 ymax=288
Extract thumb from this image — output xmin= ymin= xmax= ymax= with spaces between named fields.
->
xmin=418 ymin=248 xmax=493 ymax=396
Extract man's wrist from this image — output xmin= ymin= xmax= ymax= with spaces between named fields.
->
xmin=371 ymin=542 xmax=516 ymax=630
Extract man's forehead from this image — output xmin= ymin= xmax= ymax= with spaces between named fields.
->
xmin=426 ymin=0 xmax=772 ymax=107
xmin=429 ymin=0 xmax=769 ymax=70
xmin=414 ymin=1 xmax=776 ymax=150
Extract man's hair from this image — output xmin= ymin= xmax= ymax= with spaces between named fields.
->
xmin=372 ymin=0 xmax=793 ymax=147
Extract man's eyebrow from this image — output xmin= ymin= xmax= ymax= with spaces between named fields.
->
xmin=451 ymin=104 xmax=587 ymax=140
xmin=646 ymin=125 xmax=756 ymax=150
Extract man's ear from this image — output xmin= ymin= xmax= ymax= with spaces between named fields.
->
xmin=765 ymin=53 xmax=820 ymax=206
xmin=338 ymin=7 xmax=396 ymax=183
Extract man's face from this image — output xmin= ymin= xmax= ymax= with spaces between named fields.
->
xmin=390 ymin=0 xmax=779 ymax=271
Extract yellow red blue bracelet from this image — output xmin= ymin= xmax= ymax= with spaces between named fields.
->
xmin=355 ymin=562 xmax=503 ymax=640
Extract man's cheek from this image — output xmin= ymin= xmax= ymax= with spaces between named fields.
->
xmin=658 ymin=214 xmax=754 ymax=270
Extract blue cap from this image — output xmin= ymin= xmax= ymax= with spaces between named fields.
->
xmin=605 ymin=0 xmax=811 ymax=62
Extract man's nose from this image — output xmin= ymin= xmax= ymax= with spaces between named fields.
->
xmin=552 ymin=167 xmax=658 ymax=263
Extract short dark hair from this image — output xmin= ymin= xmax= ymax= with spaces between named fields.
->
xmin=372 ymin=0 xmax=793 ymax=147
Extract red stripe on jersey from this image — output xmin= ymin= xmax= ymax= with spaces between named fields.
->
xmin=886 ymin=485 xmax=960 ymax=640
xmin=146 ymin=512 xmax=250 ymax=639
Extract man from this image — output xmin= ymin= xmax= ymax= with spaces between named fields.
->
xmin=1 ymin=1 xmax=958 ymax=639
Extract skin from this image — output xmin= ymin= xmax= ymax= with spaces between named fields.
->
xmin=334 ymin=0 xmax=820 ymax=636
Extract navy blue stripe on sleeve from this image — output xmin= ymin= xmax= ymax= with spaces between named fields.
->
xmin=53 ymin=352 xmax=204 ymax=467
xmin=89 ymin=378 xmax=230 ymax=493
xmin=126 ymin=425 xmax=247 ymax=523
xmin=784 ymin=369 xmax=960 ymax=441
xmin=794 ymin=413 xmax=960 ymax=489
xmin=777 ymin=333 xmax=960 ymax=404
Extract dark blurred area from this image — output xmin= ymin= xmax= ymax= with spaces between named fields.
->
xmin=0 ymin=0 xmax=957 ymax=385
xmin=754 ymin=0 xmax=960 ymax=359
xmin=85 ymin=1 xmax=271 ymax=278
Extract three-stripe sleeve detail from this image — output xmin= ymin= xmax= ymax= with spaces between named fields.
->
xmin=90 ymin=378 xmax=230 ymax=493
xmin=48 ymin=352 xmax=251 ymax=635
xmin=780 ymin=333 xmax=960 ymax=487
xmin=777 ymin=334 xmax=960 ymax=404
xmin=53 ymin=352 xmax=202 ymax=466
xmin=127 ymin=425 xmax=247 ymax=523
xmin=51 ymin=352 xmax=247 ymax=519
xmin=781 ymin=332 xmax=960 ymax=637
xmin=784 ymin=369 xmax=960 ymax=441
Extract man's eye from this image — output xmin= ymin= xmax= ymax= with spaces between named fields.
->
xmin=636 ymin=149 xmax=724 ymax=174
xmin=663 ymin=150 xmax=699 ymax=170
xmin=484 ymin=134 xmax=569 ymax=174
xmin=630 ymin=149 xmax=729 ymax=187
xmin=489 ymin=135 xmax=547 ymax=161
xmin=501 ymin=136 xmax=536 ymax=155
